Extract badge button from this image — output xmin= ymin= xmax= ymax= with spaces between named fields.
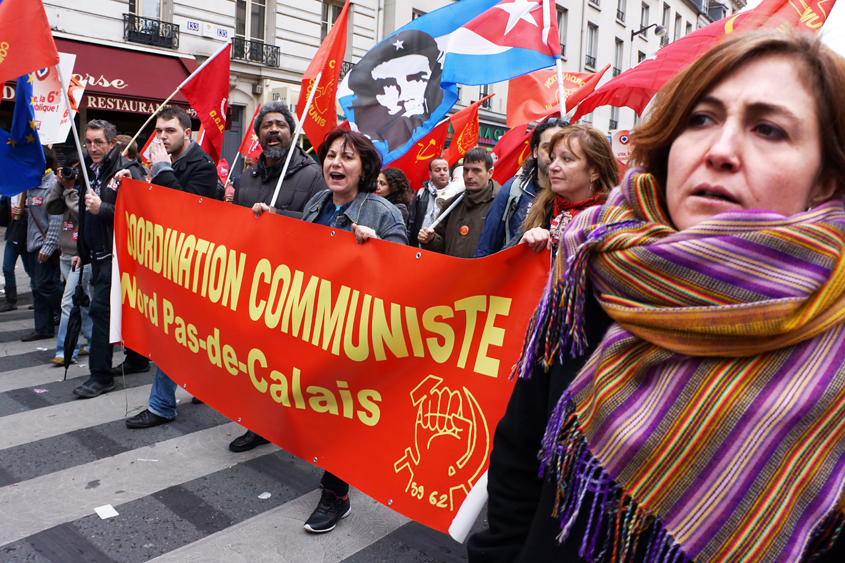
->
xmin=459 ymin=225 xmax=469 ymax=236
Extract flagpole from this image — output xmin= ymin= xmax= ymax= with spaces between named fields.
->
xmin=121 ymin=41 xmax=231 ymax=157
xmin=270 ymin=70 xmax=322 ymax=209
xmin=55 ymin=66 xmax=92 ymax=201
xmin=224 ymin=152 xmax=241 ymax=188
xmin=555 ymin=57 xmax=567 ymax=118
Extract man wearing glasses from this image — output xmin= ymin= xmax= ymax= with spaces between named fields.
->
xmin=66 ymin=119 xmax=145 ymax=399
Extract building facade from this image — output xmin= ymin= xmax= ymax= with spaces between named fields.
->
xmin=0 ymin=0 xmax=745 ymax=170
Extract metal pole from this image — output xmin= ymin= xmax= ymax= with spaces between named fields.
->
xmin=555 ymin=57 xmax=567 ymax=118
xmin=429 ymin=193 xmax=465 ymax=230
xmin=55 ymin=66 xmax=92 ymax=201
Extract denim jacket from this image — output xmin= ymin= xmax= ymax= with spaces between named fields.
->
xmin=302 ymin=190 xmax=409 ymax=245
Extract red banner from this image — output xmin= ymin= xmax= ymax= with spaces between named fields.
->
xmin=113 ymin=179 xmax=548 ymax=533
xmin=385 ymin=121 xmax=449 ymax=190
xmin=442 ymin=95 xmax=493 ymax=167
xmin=506 ymin=65 xmax=609 ymax=127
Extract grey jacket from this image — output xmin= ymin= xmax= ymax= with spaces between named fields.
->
xmin=301 ymin=190 xmax=409 ymax=245
xmin=45 ymin=175 xmax=82 ymax=256
xmin=26 ymin=171 xmax=61 ymax=255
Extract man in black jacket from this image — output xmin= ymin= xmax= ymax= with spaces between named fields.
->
xmin=407 ymin=156 xmax=449 ymax=247
xmin=124 ymin=106 xmax=219 ymax=428
xmin=232 ymin=101 xmax=325 ymax=218
xmin=71 ymin=120 xmax=146 ymax=399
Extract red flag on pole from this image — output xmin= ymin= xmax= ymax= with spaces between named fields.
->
xmin=238 ymin=104 xmax=263 ymax=160
xmin=491 ymin=123 xmax=531 ymax=186
xmin=385 ymin=121 xmax=449 ymax=190
xmin=572 ymin=0 xmax=835 ymax=121
xmin=0 ymin=0 xmax=60 ymax=85
xmin=180 ymin=43 xmax=231 ymax=163
xmin=297 ymin=0 xmax=350 ymax=149
xmin=442 ymin=95 xmax=493 ymax=167
xmin=506 ymin=65 xmax=610 ymax=127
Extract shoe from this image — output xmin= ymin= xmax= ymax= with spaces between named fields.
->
xmin=72 ymin=379 xmax=115 ymax=399
xmin=112 ymin=360 xmax=151 ymax=375
xmin=228 ymin=430 xmax=269 ymax=452
xmin=304 ymin=488 xmax=351 ymax=533
xmin=50 ymin=356 xmax=75 ymax=366
xmin=125 ymin=409 xmax=174 ymax=429
xmin=21 ymin=332 xmax=53 ymax=342
xmin=0 ymin=302 xmax=17 ymax=312
xmin=0 ymin=288 xmax=17 ymax=312
xmin=79 ymin=346 xmax=89 ymax=356
xmin=191 ymin=397 xmax=204 ymax=405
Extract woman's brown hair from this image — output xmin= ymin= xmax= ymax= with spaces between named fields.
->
xmin=630 ymin=30 xmax=845 ymax=194
xmin=524 ymin=124 xmax=619 ymax=231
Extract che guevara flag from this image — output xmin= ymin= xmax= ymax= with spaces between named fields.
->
xmin=491 ymin=122 xmax=531 ymax=186
xmin=507 ymin=65 xmax=610 ymax=127
xmin=298 ymin=0 xmax=350 ymax=149
xmin=442 ymin=95 xmax=493 ymax=167
xmin=0 ymin=0 xmax=60 ymax=85
xmin=384 ymin=120 xmax=449 ymax=190
xmin=238 ymin=104 xmax=263 ymax=161
xmin=572 ymin=0 xmax=836 ymax=121
xmin=180 ymin=42 xmax=231 ymax=163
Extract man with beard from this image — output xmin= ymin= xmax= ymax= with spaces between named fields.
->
xmin=473 ymin=119 xmax=569 ymax=257
xmin=124 ymin=106 xmax=219 ymax=428
xmin=232 ymin=101 xmax=326 ymax=217
xmin=228 ymin=101 xmax=326 ymax=452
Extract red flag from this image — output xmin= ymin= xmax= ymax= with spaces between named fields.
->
xmin=0 ymin=0 xmax=60 ymax=85
xmin=180 ymin=43 xmax=231 ymax=163
xmin=442 ymin=95 xmax=493 ymax=167
xmin=507 ymin=65 xmax=610 ymax=127
xmin=491 ymin=123 xmax=531 ymax=185
xmin=385 ymin=121 xmax=449 ymax=190
xmin=238 ymin=104 xmax=263 ymax=160
xmin=572 ymin=0 xmax=835 ymax=121
xmin=298 ymin=0 xmax=350 ymax=149
xmin=139 ymin=134 xmax=154 ymax=165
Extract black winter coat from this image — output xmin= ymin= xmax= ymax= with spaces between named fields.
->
xmin=150 ymin=141 xmax=218 ymax=199
xmin=232 ymin=146 xmax=326 ymax=218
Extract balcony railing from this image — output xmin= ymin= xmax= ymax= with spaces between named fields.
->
xmin=589 ymin=0 xmax=601 ymax=6
xmin=612 ymin=66 xmax=621 ymax=76
xmin=232 ymin=36 xmax=280 ymax=67
xmin=616 ymin=9 xmax=625 ymax=21
xmin=339 ymin=61 xmax=355 ymax=81
xmin=585 ymin=54 xmax=596 ymax=68
xmin=609 ymin=119 xmax=618 ymax=130
xmin=124 ymin=13 xmax=179 ymax=49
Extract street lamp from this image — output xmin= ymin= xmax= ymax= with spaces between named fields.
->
xmin=631 ymin=23 xmax=667 ymax=40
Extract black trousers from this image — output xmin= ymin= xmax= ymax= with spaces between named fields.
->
xmin=321 ymin=471 xmax=349 ymax=497
xmin=88 ymin=258 xmax=114 ymax=384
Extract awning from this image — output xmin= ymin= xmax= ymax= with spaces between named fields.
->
xmin=2 ymin=38 xmax=200 ymax=115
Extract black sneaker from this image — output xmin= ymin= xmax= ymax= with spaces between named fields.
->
xmin=111 ymin=360 xmax=151 ymax=375
xmin=304 ymin=488 xmax=351 ymax=533
xmin=72 ymin=378 xmax=115 ymax=399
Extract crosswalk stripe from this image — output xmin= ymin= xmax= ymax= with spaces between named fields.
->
xmin=0 ymin=362 xmax=90 ymax=394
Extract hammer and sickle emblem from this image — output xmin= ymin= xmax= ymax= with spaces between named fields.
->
xmin=414 ymin=138 xmax=438 ymax=163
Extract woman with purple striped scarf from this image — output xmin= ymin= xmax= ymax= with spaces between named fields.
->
xmin=469 ymin=30 xmax=845 ymax=563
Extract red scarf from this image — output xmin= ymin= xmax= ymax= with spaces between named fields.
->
xmin=549 ymin=194 xmax=604 ymax=244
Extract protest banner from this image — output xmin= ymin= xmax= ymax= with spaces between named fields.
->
xmin=31 ymin=53 xmax=85 ymax=145
xmin=112 ymin=179 xmax=549 ymax=534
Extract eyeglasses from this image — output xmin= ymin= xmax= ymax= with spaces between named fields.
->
xmin=83 ymin=139 xmax=108 ymax=148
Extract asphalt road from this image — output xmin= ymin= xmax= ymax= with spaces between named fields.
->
xmin=0 ymin=252 xmax=489 ymax=563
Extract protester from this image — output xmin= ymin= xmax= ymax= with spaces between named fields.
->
xmin=435 ymin=164 xmax=465 ymax=209
xmin=45 ymin=155 xmax=92 ymax=365
xmin=233 ymin=101 xmax=326 ymax=217
xmin=116 ymin=134 xmax=149 ymax=180
xmin=228 ymin=101 xmax=327 ymax=453
xmin=123 ymin=106 xmax=219 ymax=427
xmin=254 ymin=128 xmax=407 ymax=533
xmin=474 ymin=118 xmax=569 ymax=257
xmin=1 ymin=194 xmax=31 ymax=313
xmin=231 ymin=156 xmax=258 ymax=193
xmin=468 ymin=30 xmax=845 ymax=562
xmin=70 ymin=119 xmax=146 ymax=398
xmin=375 ymin=167 xmax=413 ymax=229
xmin=20 ymin=149 xmax=63 ymax=342
xmin=515 ymin=124 xmax=618 ymax=254
xmin=419 ymin=148 xmax=500 ymax=258
xmin=407 ymin=156 xmax=449 ymax=247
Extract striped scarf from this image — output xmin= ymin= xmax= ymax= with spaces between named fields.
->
xmin=518 ymin=170 xmax=845 ymax=563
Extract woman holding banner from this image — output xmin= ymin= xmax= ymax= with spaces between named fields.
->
xmin=469 ymin=30 xmax=845 ymax=562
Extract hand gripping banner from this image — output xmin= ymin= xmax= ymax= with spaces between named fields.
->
xmin=113 ymin=179 xmax=548 ymax=534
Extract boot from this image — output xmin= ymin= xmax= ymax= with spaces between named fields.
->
xmin=0 ymin=287 xmax=17 ymax=312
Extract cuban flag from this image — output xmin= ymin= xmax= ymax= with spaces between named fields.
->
xmin=338 ymin=0 xmax=559 ymax=164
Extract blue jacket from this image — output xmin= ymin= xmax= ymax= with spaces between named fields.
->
xmin=302 ymin=190 xmax=409 ymax=245
xmin=473 ymin=173 xmax=538 ymax=258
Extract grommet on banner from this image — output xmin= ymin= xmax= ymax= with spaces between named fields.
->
xmin=183 ymin=383 xmax=186 ymax=388
xmin=199 ymin=198 xmax=203 ymax=203
xmin=388 ymin=499 xmax=393 ymax=506
xmin=313 ymin=457 xmax=318 ymax=462
xmin=238 ymin=417 xmax=241 ymax=422
xmin=416 ymin=252 xmax=421 ymax=259
xmin=331 ymin=231 xmax=335 ymax=237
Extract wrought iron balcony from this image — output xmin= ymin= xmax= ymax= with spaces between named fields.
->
xmin=585 ymin=54 xmax=596 ymax=68
xmin=124 ymin=13 xmax=179 ymax=49
xmin=616 ymin=9 xmax=625 ymax=21
xmin=339 ymin=61 xmax=355 ymax=81
xmin=612 ymin=66 xmax=621 ymax=76
xmin=609 ymin=119 xmax=618 ymax=130
xmin=232 ymin=36 xmax=280 ymax=67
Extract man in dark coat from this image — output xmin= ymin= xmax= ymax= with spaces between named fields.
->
xmin=407 ymin=156 xmax=449 ymax=247
xmin=228 ymin=101 xmax=327 ymax=452
xmin=232 ymin=101 xmax=325 ymax=218
xmin=71 ymin=119 xmax=146 ymax=399
xmin=123 ymin=106 xmax=219 ymax=428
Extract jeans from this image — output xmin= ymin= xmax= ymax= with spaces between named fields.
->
xmin=3 ymin=240 xmax=31 ymax=290
xmin=88 ymin=258 xmax=114 ymax=384
xmin=148 ymin=367 xmax=177 ymax=420
xmin=56 ymin=256 xmax=92 ymax=361
xmin=28 ymin=250 xmax=63 ymax=336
